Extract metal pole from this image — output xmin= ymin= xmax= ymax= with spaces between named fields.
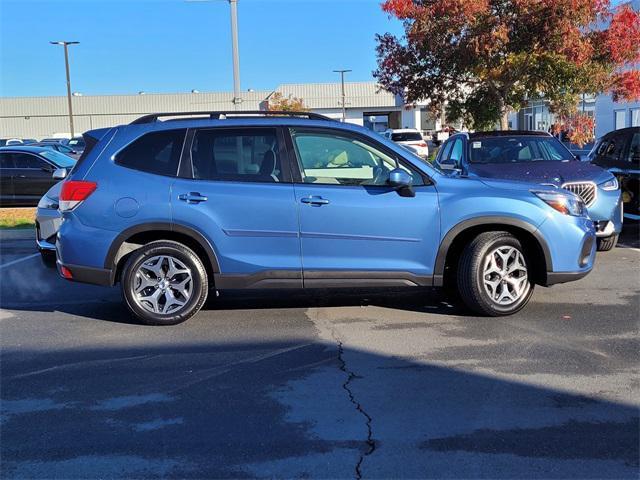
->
xmin=63 ymin=43 xmax=75 ymax=137
xmin=229 ymin=0 xmax=241 ymax=108
xmin=333 ymin=69 xmax=351 ymax=122
xmin=51 ymin=41 xmax=79 ymax=138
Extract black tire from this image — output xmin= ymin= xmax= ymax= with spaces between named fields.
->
xmin=596 ymin=234 xmax=618 ymax=252
xmin=457 ymin=231 xmax=535 ymax=316
xmin=39 ymin=249 xmax=57 ymax=268
xmin=121 ymin=240 xmax=208 ymax=325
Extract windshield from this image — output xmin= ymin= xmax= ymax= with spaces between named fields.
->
xmin=469 ymin=136 xmax=574 ymax=164
xmin=40 ymin=150 xmax=76 ymax=168
xmin=67 ymin=138 xmax=85 ymax=148
xmin=392 ymin=132 xmax=423 ymax=142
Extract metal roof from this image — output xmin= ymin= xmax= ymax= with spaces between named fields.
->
xmin=0 ymin=82 xmax=399 ymax=118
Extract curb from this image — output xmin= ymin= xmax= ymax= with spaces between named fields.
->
xmin=0 ymin=228 xmax=35 ymax=241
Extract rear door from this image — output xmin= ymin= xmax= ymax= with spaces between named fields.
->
xmin=286 ymin=127 xmax=440 ymax=286
xmin=0 ymin=152 xmax=15 ymax=205
xmin=171 ymin=127 xmax=302 ymax=288
xmin=12 ymin=152 xmax=55 ymax=205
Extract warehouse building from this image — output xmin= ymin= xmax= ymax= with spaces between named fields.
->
xmin=0 ymin=82 xmax=442 ymax=140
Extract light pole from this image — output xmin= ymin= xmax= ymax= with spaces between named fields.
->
xmin=187 ymin=0 xmax=241 ymax=108
xmin=50 ymin=41 xmax=79 ymax=138
xmin=333 ymin=69 xmax=351 ymax=122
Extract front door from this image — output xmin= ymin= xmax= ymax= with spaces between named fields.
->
xmin=171 ymin=127 xmax=302 ymax=289
xmin=286 ymin=127 xmax=440 ymax=287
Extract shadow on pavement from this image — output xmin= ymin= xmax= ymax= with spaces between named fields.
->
xmin=1 ymin=340 xmax=638 ymax=479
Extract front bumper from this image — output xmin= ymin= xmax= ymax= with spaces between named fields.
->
xmin=586 ymin=188 xmax=623 ymax=237
xmin=537 ymin=212 xmax=596 ymax=286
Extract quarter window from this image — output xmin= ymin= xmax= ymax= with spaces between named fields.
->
xmin=115 ymin=129 xmax=186 ymax=176
xmin=291 ymin=130 xmax=422 ymax=186
xmin=191 ymin=128 xmax=282 ymax=182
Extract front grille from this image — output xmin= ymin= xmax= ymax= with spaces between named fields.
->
xmin=562 ymin=182 xmax=597 ymax=207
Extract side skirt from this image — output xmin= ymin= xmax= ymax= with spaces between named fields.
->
xmin=214 ymin=270 xmax=433 ymax=290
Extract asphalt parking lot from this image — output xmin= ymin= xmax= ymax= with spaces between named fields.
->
xmin=1 ymin=227 xmax=639 ymax=479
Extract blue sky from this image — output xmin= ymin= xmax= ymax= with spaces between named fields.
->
xmin=0 ymin=0 xmax=404 ymax=97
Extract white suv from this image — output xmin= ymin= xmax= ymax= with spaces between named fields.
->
xmin=383 ymin=129 xmax=429 ymax=158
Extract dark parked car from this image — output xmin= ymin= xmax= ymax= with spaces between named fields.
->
xmin=0 ymin=146 xmax=76 ymax=207
xmin=588 ymin=127 xmax=639 ymax=221
xmin=33 ymin=141 xmax=81 ymax=160
xmin=64 ymin=136 xmax=86 ymax=154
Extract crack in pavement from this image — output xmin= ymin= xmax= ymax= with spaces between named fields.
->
xmin=309 ymin=308 xmax=377 ymax=479
xmin=336 ymin=339 xmax=376 ymax=479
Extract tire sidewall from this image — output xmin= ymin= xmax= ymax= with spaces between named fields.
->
xmin=122 ymin=242 xmax=207 ymax=325
xmin=472 ymin=235 xmax=534 ymax=316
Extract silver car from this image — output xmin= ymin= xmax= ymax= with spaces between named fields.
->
xmin=36 ymin=173 xmax=65 ymax=264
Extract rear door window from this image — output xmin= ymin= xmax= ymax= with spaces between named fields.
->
xmin=13 ymin=153 xmax=45 ymax=169
xmin=191 ymin=128 xmax=283 ymax=183
xmin=115 ymin=129 xmax=186 ymax=176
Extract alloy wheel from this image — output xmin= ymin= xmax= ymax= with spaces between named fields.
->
xmin=132 ymin=255 xmax=192 ymax=315
xmin=482 ymin=246 xmax=530 ymax=306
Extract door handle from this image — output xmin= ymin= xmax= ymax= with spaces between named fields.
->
xmin=178 ymin=192 xmax=208 ymax=204
xmin=301 ymin=196 xmax=329 ymax=206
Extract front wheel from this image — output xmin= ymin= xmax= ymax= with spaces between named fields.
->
xmin=121 ymin=240 xmax=208 ymax=325
xmin=596 ymin=234 xmax=618 ymax=252
xmin=457 ymin=232 xmax=535 ymax=316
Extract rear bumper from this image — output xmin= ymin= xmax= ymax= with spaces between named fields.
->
xmin=56 ymin=259 xmax=113 ymax=286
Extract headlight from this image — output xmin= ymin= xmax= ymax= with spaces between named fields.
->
xmin=532 ymin=190 xmax=586 ymax=216
xmin=37 ymin=195 xmax=59 ymax=210
xmin=598 ymin=177 xmax=619 ymax=191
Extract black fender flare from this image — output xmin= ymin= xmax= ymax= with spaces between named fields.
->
xmin=104 ymin=222 xmax=221 ymax=275
xmin=433 ymin=216 xmax=553 ymax=286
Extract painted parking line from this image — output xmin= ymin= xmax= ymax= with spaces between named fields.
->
xmin=0 ymin=253 xmax=41 ymax=270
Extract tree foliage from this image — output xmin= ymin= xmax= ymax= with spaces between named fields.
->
xmin=267 ymin=92 xmax=309 ymax=111
xmin=375 ymin=0 xmax=640 ymax=134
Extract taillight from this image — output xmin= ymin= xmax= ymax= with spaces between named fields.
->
xmin=418 ymin=142 xmax=427 ymax=147
xmin=59 ymin=180 xmax=97 ymax=211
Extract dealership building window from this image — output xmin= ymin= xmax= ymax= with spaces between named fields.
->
xmin=614 ymin=110 xmax=626 ymax=130
xmin=631 ymin=108 xmax=640 ymax=128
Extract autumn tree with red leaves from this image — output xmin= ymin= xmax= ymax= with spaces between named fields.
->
xmin=266 ymin=92 xmax=309 ymax=112
xmin=375 ymin=0 xmax=640 ymax=138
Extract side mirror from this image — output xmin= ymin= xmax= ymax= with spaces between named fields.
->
xmin=388 ymin=168 xmax=415 ymax=197
xmin=53 ymin=168 xmax=68 ymax=180
xmin=439 ymin=162 xmax=462 ymax=174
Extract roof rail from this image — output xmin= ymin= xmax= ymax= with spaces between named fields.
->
xmin=129 ymin=110 xmax=333 ymax=125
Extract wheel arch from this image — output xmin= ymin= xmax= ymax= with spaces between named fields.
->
xmin=105 ymin=222 xmax=220 ymax=285
xmin=434 ymin=216 xmax=553 ymax=287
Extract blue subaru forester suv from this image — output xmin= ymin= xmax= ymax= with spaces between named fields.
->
xmin=55 ymin=112 xmax=596 ymax=325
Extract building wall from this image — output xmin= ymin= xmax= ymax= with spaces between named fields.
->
xmin=594 ymin=94 xmax=640 ymax=138
xmin=0 ymin=82 xmax=406 ymax=139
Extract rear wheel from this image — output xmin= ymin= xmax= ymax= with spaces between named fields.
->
xmin=596 ymin=234 xmax=618 ymax=252
xmin=121 ymin=240 xmax=208 ymax=325
xmin=457 ymin=232 xmax=535 ymax=316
